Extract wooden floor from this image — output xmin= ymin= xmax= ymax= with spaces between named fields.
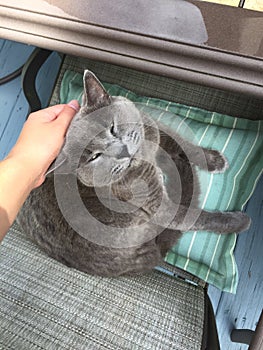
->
xmin=208 ymin=178 xmax=263 ymax=349
xmin=0 ymin=39 xmax=262 ymax=350
xmin=0 ymin=39 xmax=61 ymax=159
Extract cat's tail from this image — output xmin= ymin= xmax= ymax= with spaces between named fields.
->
xmin=167 ymin=206 xmax=251 ymax=235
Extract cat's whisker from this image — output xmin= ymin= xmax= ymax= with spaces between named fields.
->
xmin=45 ymin=158 xmax=66 ymax=176
xmin=109 ymin=176 xmax=117 ymax=217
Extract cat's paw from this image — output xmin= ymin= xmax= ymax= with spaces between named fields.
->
xmin=205 ymin=150 xmax=229 ymax=173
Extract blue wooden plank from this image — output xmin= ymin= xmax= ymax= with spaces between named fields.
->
xmin=0 ymin=40 xmax=35 ymax=149
xmin=0 ymin=40 xmax=62 ymax=159
xmin=0 ymin=80 xmax=25 ymax=129
xmin=214 ymin=175 xmax=263 ymax=350
xmin=0 ymin=78 xmax=26 ymax=150
xmin=0 ymin=90 xmax=28 ymax=159
xmin=0 ymin=40 xmax=35 ymax=75
xmin=35 ymin=52 xmax=62 ymax=108
xmin=208 ymin=284 xmax=222 ymax=314
xmin=0 ymin=39 xmax=5 ymax=51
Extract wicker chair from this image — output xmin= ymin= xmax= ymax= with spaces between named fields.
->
xmin=1 ymin=48 xmax=262 ymax=350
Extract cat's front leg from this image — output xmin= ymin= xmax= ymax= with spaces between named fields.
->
xmin=178 ymin=142 xmax=228 ymax=174
xmin=158 ymin=125 xmax=228 ymax=174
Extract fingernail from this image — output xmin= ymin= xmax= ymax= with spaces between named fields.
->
xmin=67 ymin=100 xmax=80 ymax=112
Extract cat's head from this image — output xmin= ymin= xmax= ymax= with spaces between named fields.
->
xmin=60 ymin=70 xmax=145 ymax=187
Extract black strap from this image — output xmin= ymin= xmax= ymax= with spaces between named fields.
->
xmin=21 ymin=48 xmax=54 ymax=114
xmin=202 ymin=291 xmax=221 ymax=350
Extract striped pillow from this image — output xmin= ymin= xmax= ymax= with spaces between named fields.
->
xmin=60 ymin=71 xmax=263 ymax=292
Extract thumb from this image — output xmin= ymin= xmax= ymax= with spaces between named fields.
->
xmin=55 ymin=100 xmax=80 ymax=131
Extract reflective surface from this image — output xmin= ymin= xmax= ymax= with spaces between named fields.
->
xmin=203 ymin=0 xmax=263 ymax=11
xmin=244 ymin=0 xmax=263 ymax=11
xmin=46 ymin=0 xmax=209 ymax=45
xmin=1 ymin=0 xmax=262 ymax=58
xmin=44 ymin=0 xmax=263 ymax=57
xmin=193 ymin=0 xmax=263 ymax=57
xmin=201 ymin=0 xmax=240 ymax=6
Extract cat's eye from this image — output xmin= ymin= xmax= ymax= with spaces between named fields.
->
xmin=110 ymin=122 xmax=116 ymax=136
xmin=89 ymin=153 xmax=102 ymax=162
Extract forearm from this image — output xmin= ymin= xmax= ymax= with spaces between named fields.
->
xmin=0 ymin=101 xmax=79 ymax=242
xmin=0 ymin=156 xmax=36 ymax=241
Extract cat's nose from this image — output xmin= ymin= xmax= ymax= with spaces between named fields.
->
xmin=117 ymin=145 xmax=130 ymax=159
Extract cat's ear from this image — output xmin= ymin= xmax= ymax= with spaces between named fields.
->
xmin=82 ymin=70 xmax=111 ymax=111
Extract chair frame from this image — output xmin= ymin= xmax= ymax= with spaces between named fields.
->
xmin=24 ymin=46 xmax=263 ymax=350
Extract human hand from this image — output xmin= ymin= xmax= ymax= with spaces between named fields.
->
xmin=7 ymin=100 xmax=80 ymax=188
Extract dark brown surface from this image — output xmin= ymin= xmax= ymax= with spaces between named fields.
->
xmin=0 ymin=0 xmax=262 ymax=98
xmin=249 ymin=311 xmax=263 ymax=350
xmin=41 ymin=0 xmax=263 ymax=58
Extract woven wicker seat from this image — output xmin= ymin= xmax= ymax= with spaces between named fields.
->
xmin=0 ymin=52 xmax=226 ymax=350
xmin=0 ymin=225 xmax=208 ymax=350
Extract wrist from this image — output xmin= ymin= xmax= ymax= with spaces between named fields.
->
xmin=0 ymin=155 xmax=38 ymax=239
xmin=4 ymin=154 xmax=41 ymax=191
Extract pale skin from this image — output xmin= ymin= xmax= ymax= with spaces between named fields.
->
xmin=0 ymin=100 xmax=80 ymax=241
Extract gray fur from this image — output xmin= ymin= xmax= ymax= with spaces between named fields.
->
xmin=17 ymin=70 xmax=251 ymax=277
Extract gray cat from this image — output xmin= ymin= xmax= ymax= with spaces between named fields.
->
xmin=17 ymin=70 xmax=251 ymax=276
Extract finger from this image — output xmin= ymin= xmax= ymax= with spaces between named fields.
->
xmin=67 ymin=100 xmax=80 ymax=113
xmin=55 ymin=100 xmax=80 ymax=131
xmin=30 ymin=104 xmax=66 ymax=122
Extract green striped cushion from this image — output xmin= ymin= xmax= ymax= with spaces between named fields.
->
xmin=60 ymin=70 xmax=263 ymax=293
